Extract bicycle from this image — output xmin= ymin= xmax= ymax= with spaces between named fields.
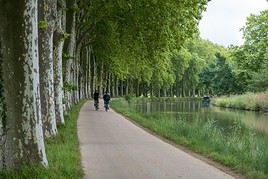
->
xmin=104 ymin=101 xmax=109 ymax=112
xmin=94 ymin=100 xmax=99 ymax=111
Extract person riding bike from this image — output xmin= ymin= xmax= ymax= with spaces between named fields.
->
xmin=93 ymin=90 xmax=99 ymax=110
xmin=103 ymin=91 xmax=111 ymax=112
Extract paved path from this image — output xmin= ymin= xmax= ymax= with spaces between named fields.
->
xmin=78 ymin=101 xmax=235 ymax=179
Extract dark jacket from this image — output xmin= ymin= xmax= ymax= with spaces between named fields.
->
xmin=93 ymin=92 xmax=99 ymax=100
xmin=103 ymin=94 xmax=111 ymax=102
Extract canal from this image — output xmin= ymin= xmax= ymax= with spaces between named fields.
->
xmin=130 ymin=98 xmax=268 ymax=134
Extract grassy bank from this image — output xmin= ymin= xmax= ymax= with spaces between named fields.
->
xmin=0 ymin=101 xmax=86 ymax=179
xmin=213 ymin=92 xmax=268 ymax=112
xmin=111 ymin=98 xmax=268 ymax=179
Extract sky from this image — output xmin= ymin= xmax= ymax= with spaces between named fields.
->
xmin=198 ymin=0 xmax=268 ymax=47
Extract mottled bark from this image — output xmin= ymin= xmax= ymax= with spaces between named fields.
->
xmin=64 ymin=0 xmax=77 ymax=109
xmin=0 ymin=0 xmax=48 ymax=168
xmin=91 ymin=54 xmax=97 ymax=97
xmin=38 ymin=0 xmax=58 ymax=137
xmin=75 ymin=44 xmax=82 ymax=102
xmin=53 ymin=0 xmax=66 ymax=125
xmin=86 ymin=47 xmax=91 ymax=98
xmin=79 ymin=48 xmax=84 ymax=100
xmin=0 ymin=35 xmax=5 ymax=169
xmin=78 ymin=46 xmax=86 ymax=100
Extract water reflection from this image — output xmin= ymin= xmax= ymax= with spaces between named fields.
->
xmin=130 ymin=99 xmax=268 ymax=134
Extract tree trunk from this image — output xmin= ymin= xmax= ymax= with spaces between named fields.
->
xmin=53 ymin=0 xmax=65 ymax=125
xmin=110 ymin=74 xmax=113 ymax=97
xmin=85 ymin=46 xmax=91 ymax=98
xmin=0 ymin=0 xmax=48 ymax=168
xmin=170 ymin=87 xmax=173 ymax=97
xmin=115 ymin=77 xmax=119 ymax=97
xmin=99 ymin=62 xmax=104 ymax=97
xmin=92 ymin=54 xmax=97 ymax=96
xmin=150 ymin=84 xmax=153 ymax=97
xmin=188 ymin=89 xmax=191 ymax=97
xmin=0 ymin=39 xmax=5 ymax=169
xmin=75 ymin=51 xmax=79 ymax=103
xmin=76 ymin=44 xmax=82 ymax=101
xmin=107 ymin=73 xmax=111 ymax=94
xmin=163 ymin=88 xmax=167 ymax=97
xmin=120 ymin=80 xmax=124 ymax=96
xmin=176 ymin=82 xmax=179 ymax=97
xmin=87 ymin=47 xmax=91 ymax=98
xmin=130 ymin=77 xmax=133 ymax=96
xmin=136 ymin=80 xmax=140 ymax=97
xmin=181 ymin=82 xmax=185 ymax=97
xmin=126 ymin=78 xmax=129 ymax=96
xmin=84 ymin=47 xmax=88 ymax=98
xmin=38 ymin=0 xmax=58 ymax=137
xmin=64 ymin=0 xmax=77 ymax=109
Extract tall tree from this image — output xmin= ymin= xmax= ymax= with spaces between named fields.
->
xmin=0 ymin=0 xmax=48 ymax=168
xmin=0 ymin=37 xmax=5 ymax=168
xmin=64 ymin=0 xmax=77 ymax=109
xmin=38 ymin=0 xmax=58 ymax=137
xmin=53 ymin=0 xmax=66 ymax=125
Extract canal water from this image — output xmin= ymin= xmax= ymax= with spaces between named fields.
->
xmin=129 ymin=98 xmax=268 ymax=134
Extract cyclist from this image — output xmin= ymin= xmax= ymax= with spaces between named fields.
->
xmin=93 ymin=90 xmax=99 ymax=110
xmin=103 ymin=91 xmax=111 ymax=111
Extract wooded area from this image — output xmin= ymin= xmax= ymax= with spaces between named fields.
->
xmin=0 ymin=0 xmax=267 ymax=170
xmin=0 ymin=0 xmax=207 ymax=169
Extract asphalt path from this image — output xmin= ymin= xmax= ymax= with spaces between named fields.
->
xmin=77 ymin=100 xmax=235 ymax=179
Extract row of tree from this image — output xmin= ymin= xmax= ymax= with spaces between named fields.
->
xmin=0 ymin=0 xmax=208 ymax=169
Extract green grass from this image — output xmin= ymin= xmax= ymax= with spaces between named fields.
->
xmin=111 ymin=99 xmax=268 ymax=179
xmin=0 ymin=100 xmax=86 ymax=179
xmin=213 ymin=92 xmax=268 ymax=112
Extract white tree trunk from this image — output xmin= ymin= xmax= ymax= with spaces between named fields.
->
xmin=93 ymin=55 xmax=97 ymax=93
xmin=99 ymin=61 xmax=104 ymax=97
xmin=53 ymin=3 xmax=65 ymax=125
xmin=53 ymin=38 xmax=64 ymax=125
xmin=77 ymin=51 xmax=81 ymax=101
xmin=0 ymin=39 xmax=5 ymax=169
xmin=64 ymin=0 xmax=77 ymax=109
xmin=38 ymin=0 xmax=58 ymax=138
xmin=0 ymin=0 xmax=48 ymax=168
xmin=75 ymin=45 xmax=81 ymax=103
xmin=85 ymin=47 xmax=91 ymax=98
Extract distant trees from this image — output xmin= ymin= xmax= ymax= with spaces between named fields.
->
xmin=178 ymin=9 xmax=268 ymax=96
xmin=199 ymin=53 xmax=237 ymax=95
